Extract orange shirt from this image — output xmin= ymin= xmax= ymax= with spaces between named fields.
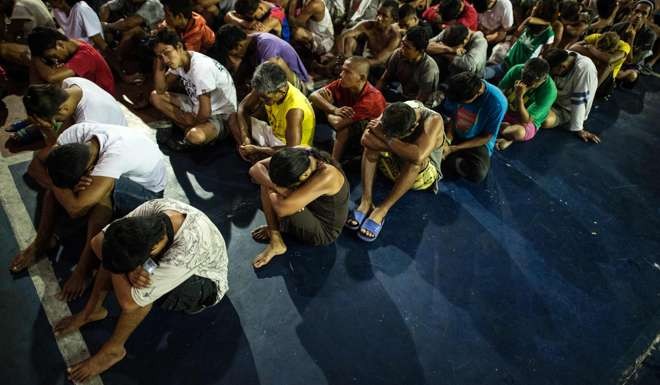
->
xmin=181 ymin=12 xmax=216 ymax=52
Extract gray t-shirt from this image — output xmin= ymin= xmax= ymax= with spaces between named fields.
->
xmin=385 ymin=50 xmax=439 ymax=105
xmin=432 ymin=30 xmax=488 ymax=76
xmin=105 ymin=0 xmax=165 ymax=27
xmin=118 ymin=198 xmax=229 ymax=307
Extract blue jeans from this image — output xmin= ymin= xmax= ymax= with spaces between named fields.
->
xmin=484 ymin=62 xmax=508 ymax=82
xmin=113 ymin=176 xmax=163 ymax=217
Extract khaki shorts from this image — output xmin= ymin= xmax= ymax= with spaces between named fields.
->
xmin=378 ymin=151 xmax=442 ymax=192
xmin=169 ymin=92 xmax=228 ymax=139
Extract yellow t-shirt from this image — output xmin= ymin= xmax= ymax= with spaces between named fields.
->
xmin=265 ymin=82 xmax=316 ymax=146
xmin=583 ymin=33 xmax=631 ymax=78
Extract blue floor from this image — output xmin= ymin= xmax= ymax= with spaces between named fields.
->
xmin=2 ymin=77 xmax=660 ymax=385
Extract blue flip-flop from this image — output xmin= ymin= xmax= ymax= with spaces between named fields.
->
xmin=345 ymin=208 xmax=369 ymax=230
xmin=358 ymin=218 xmax=385 ymax=242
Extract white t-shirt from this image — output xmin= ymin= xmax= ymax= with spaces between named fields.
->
xmin=167 ymin=52 xmax=237 ymax=116
xmin=53 ymin=1 xmax=103 ymax=43
xmin=553 ymin=52 xmax=598 ymax=132
xmin=117 ymin=198 xmax=229 ymax=307
xmin=62 ymin=77 xmax=127 ymax=126
xmin=478 ymin=0 xmax=513 ymax=33
xmin=8 ymin=0 xmax=55 ymax=36
xmin=57 ymin=122 xmax=167 ymax=193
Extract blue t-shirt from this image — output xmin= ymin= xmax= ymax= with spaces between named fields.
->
xmin=441 ymin=81 xmax=507 ymax=155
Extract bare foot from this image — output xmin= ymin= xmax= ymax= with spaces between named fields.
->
xmin=53 ymin=307 xmax=108 ymax=337
xmin=359 ymin=207 xmax=386 ymax=239
xmin=251 ymin=226 xmax=271 ymax=243
xmin=253 ymin=232 xmax=287 ymax=268
xmin=58 ymin=269 xmax=89 ymax=301
xmin=496 ymin=138 xmax=513 ymax=151
xmin=67 ymin=344 xmax=126 ymax=383
xmin=347 ymin=202 xmax=373 ymax=228
xmin=10 ymin=243 xmax=39 ymax=272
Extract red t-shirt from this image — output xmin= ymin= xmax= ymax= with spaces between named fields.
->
xmin=181 ymin=12 xmax=216 ymax=52
xmin=422 ymin=0 xmax=479 ymax=31
xmin=65 ymin=41 xmax=115 ymax=95
xmin=325 ymin=80 xmax=386 ymax=122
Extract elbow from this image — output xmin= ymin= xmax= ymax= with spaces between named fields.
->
xmin=118 ymin=297 xmax=140 ymax=312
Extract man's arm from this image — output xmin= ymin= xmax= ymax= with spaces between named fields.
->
xmin=32 ymin=57 xmax=75 ymax=84
xmin=269 ymin=168 xmax=338 ymax=217
xmin=288 ymin=0 xmax=322 ymax=28
xmin=385 ymin=115 xmax=444 ymax=164
xmin=111 ymin=272 xmax=142 ymax=312
xmin=309 ymin=87 xmax=355 ymax=130
xmin=449 ymin=131 xmax=493 ymax=151
xmin=284 ymin=108 xmax=304 ymax=146
xmin=51 ymin=176 xmax=115 ymax=218
xmin=106 ymin=15 xmax=145 ymax=32
xmin=152 ymin=57 xmax=177 ymax=93
xmin=337 ymin=22 xmax=366 ymax=56
xmin=236 ymin=90 xmax=261 ymax=145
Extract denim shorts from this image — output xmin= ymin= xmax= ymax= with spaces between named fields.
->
xmin=113 ymin=176 xmax=164 ymax=217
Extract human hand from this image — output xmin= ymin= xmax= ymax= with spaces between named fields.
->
xmin=514 ymin=80 xmax=528 ymax=98
xmin=442 ymin=145 xmax=455 ymax=160
xmin=455 ymin=47 xmax=466 ymax=56
xmin=73 ymin=176 xmax=93 ymax=193
xmin=127 ymin=266 xmax=151 ymax=288
xmin=577 ymin=129 xmax=601 ymax=143
xmin=333 ymin=106 xmax=355 ymax=119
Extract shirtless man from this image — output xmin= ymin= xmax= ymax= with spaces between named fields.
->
xmin=287 ymin=0 xmax=334 ymax=56
xmin=334 ymin=0 xmax=401 ymax=69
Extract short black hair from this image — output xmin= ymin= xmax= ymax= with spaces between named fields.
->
xmin=102 ymin=216 xmax=166 ymax=274
xmin=46 ymin=143 xmax=91 ymax=189
xmin=440 ymin=0 xmax=463 ymax=21
xmin=398 ymin=3 xmax=417 ymax=20
xmin=234 ymin=0 xmax=260 ymax=18
xmin=442 ymin=24 xmax=469 ymax=47
xmin=213 ymin=24 xmax=248 ymax=66
xmin=472 ymin=0 xmax=490 ymax=13
xmin=446 ymin=71 xmax=483 ymax=102
xmin=380 ymin=0 xmax=400 ymax=21
xmin=534 ymin=0 xmax=560 ymax=22
xmin=381 ymin=103 xmax=417 ymax=138
xmin=0 ymin=0 xmax=15 ymax=15
xmin=27 ymin=27 xmax=69 ymax=57
xmin=404 ymin=25 xmax=429 ymax=51
xmin=163 ymin=0 xmax=193 ymax=19
xmin=152 ymin=28 xmax=182 ymax=49
xmin=543 ymin=47 xmax=570 ymax=68
xmin=522 ymin=57 xmax=550 ymax=83
xmin=23 ymin=84 xmax=69 ymax=120
xmin=559 ymin=0 xmax=581 ymax=22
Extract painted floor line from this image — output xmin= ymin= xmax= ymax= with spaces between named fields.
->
xmin=0 ymin=160 xmax=104 ymax=385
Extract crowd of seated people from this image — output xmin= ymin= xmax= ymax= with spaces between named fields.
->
xmin=1 ymin=0 xmax=658 ymax=381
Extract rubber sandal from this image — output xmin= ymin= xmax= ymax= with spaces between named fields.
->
xmin=345 ymin=208 xmax=369 ymax=230
xmin=357 ymin=218 xmax=385 ymax=242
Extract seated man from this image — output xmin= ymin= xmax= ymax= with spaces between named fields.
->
xmin=348 ymin=101 xmax=445 ymax=242
xmin=249 ymin=147 xmax=348 ymax=268
xmin=334 ymin=0 xmax=400 ymax=70
xmin=377 ymin=26 xmax=439 ymax=107
xmin=99 ymin=0 xmax=165 ymax=82
xmin=51 ymin=0 xmax=108 ymax=52
xmin=150 ymin=29 xmax=237 ymax=151
xmin=610 ymin=0 xmax=656 ymax=85
xmin=287 ymin=0 xmax=335 ymax=56
xmin=556 ymin=0 xmax=588 ymax=49
xmin=422 ymin=0 xmax=479 ymax=34
xmin=229 ymin=62 xmax=315 ymax=162
xmin=397 ymin=3 xmax=434 ymax=37
xmin=9 ymin=77 xmax=126 ymax=154
xmin=542 ymin=48 xmax=600 ymax=143
xmin=485 ymin=0 xmax=558 ymax=80
xmin=162 ymin=0 xmax=215 ymax=53
xmin=53 ymin=198 xmax=229 ymax=382
xmin=472 ymin=0 xmax=513 ymax=45
xmin=26 ymin=27 xmax=116 ymax=95
xmin=496 ymin=57 xmax=557 ymax=150
xmin=309 ymin=56 xmax=386 ymax=161
xmin=0 ymin=0 xmax=55 ymax=65
xmin=569 ymin=31 xmax=631 ymax=90
xmin=214 ymin=25 xmax=310 ymax=97
xmin=224 ymin=0 xmax=288 ymax=40
xmin=427 ymin=23 xmax=488 ymax=79
xmin=440 ymin=71 xmax=507 ymax=183
xmin=10 ymin=121 xmax=167 ymax=301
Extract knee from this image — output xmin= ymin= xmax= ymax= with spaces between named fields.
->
xmin=362 ymin=147 xmax=379 ymax=162
xmin=292 ymin=27 xmax=309 ymax=42
xmin=149 ymin=90 xmax=163 ymax=109
xmin=185 ymin=128 xmax=207 ymax=145
xmin=459 ymin=158 xmax=488 ymax=183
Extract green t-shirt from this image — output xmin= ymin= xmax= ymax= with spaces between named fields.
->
xmin=498 ymin=64 xmax=557 ymax=128
xmin=505 ymin=26 xmax=554 ymax=67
